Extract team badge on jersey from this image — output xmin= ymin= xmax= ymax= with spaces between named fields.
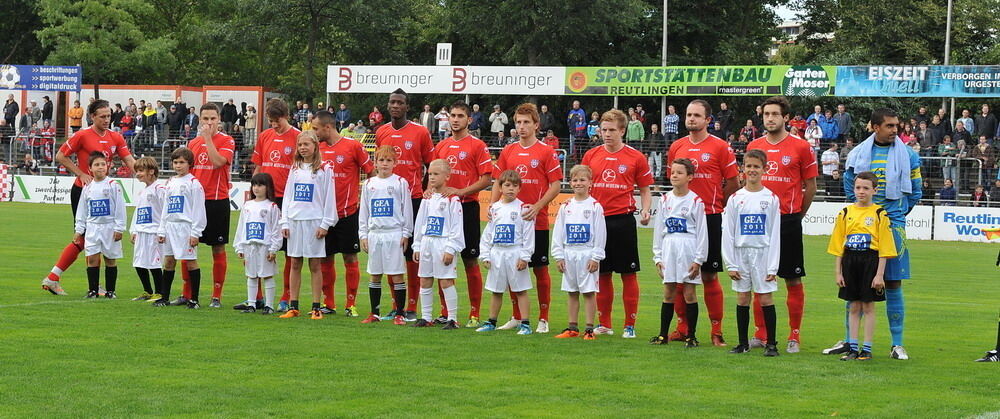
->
xmin=530 ymin=159 xmax=539 ymax=168
xmin=782 ymin=155 xmax=791 ymax=165
xmin=284 ymin=146 xmax=293 ymax=155
xmin=459 ymin=151 xmax=468 ymax=160
xmin=336 ymin=155 xmax=344 ymax=164
xmin=618 ymin=164 xmax=627 ymax=173
xmin=387 ymin=186 xmax=395 ymax=194
xmin=865 ymin=216 xmax=874 ymax=226
xmin=583 ymin=209 xmax=592 ymax=219
xmin=404 ymin=140 xmax=413 ymax=150
xmin=760 ymin=201 xmax=770 ymax=210
xmin=701 ymin=152 xmax=711 ymax=162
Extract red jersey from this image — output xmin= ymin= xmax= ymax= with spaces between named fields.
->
xmin=188 ymin=132 xmax=236 ymax=200
xmin=320 ymin=137 xmax=374 ymax=217
xmin=746 ymin=135 xmax=818 ymax=214
xmin=581 ymin=144 xmax=654 ymax=216
xmin=251 ymin=126 xmax=301 ymax=197
xmin=494 ymin=140 xmax=563 ymax=229
xmin=667 ymin=135 xmax=738 ymax=214
xmin=58 ymin=127 xmax=131 ymax=187
xmin=375 ymin=121 xmax=434 ymax=198
xmin=433 ymin=134 xmax=493 ymax=203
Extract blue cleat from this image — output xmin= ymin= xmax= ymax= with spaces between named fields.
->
xmin=476 ymin=323 xmax=497 ymax=332
xmin=277 ymin=301 xmax=289 ymax=312
xmin=517 ymin=323 xmax=533 ymax=335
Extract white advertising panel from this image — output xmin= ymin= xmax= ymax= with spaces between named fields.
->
xmin=327 ymin=65 xmax=564 ymax=95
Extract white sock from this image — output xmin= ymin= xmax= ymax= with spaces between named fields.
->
xmin=247 ymin=277 xmax=259 ymax=304
xmin=442 ymin=285 xmax=458 ymax=321
xmin=420 ymin=287 xmax=434 ymax=321
xmin=263 ymin=277 xmax=276 ymax=308
xmin=50 ymin=266 xmax=64 ymax=276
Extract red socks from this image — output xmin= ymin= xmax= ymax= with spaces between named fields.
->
xmin=345 ymin=261 xmax=360 ymax=308
xmin=405 ymin=261 xmax=419 ymax=312
xmin=534 ymin=267 xmax=551 ymax=321
xmin=321 ymin=259 xmax=336 ymax=309
xmin=211 ymin=251 xmax=227 ymax=299
xmin=621 ymin=272 xmax=639 ymax=327
xmin=181 ymin=260 xmax=191 ymax=299
xmin=597 ymin=273 xmax=614 ymax=328
xmin=673 ymin=285 xmax=687 ymax=335
xmin=753 ymin=295 xmax=767 ymax=341
xmin=510 ymin=290 xmax=521 ymax=320
xmin=465 ymin=264 xmax=482 ymax=319
xmin=46 ymin=240 xmax=84 ymax=281
xmin=280 ymin=255 xmax=291 ymax=302
xmin=786 ymin=282 xmax=805 ymax=342
xmin=703 ymin=276 xmax=725 ymax=335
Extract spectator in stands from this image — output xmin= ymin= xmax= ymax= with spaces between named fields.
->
xmin=41 ymin=96 xmax=53 ymax=126
xmin=939 ymin=135 xmax=957 ymax=181
xmin=975 ymin=104 xmax=997 ymax=142
xmin=296 ymin=102 xmax=311 ymax=126
xmin=17 ymin=107 xmax=30 ymax=135
xmin=939 ymin=179 xmax=957 ymax=206
xmin=469 ymin=103 xmax=484 ymax=138
xmin=333 ymin=103 xmax=350 ymax=131
xmin=936 ymin=108 xmax=953 ymax=136
xmin=822 ymin=143 xmax=839 ymax=188
xmin=183 ymin=107 xmax=197 ymax=138
xmin=435 ymin=106 xmax=450 ymax=140
xmin=899 ymin=123 xmax=916 ymax=144
xmin=508 ymin=128 xmax=518 ymax=146
xmin=126 ymin=98 xmax=136 ymax=115
xmin=969 ymin=135 xmax=997 ymax=181
xmin=834 ymin=104 xmax=852 ymax=142
xmin=958 ymin=109 xmax=975 ymax=134
xmin=739 ymin=119 xmax=758 ymax=142
xmin=236 ymin=102 xmax=247 ymax=134
xmin=3 ymin=94 xmax=18 ymax=132
xmin=222 ymin=99 xmax=238 ymax=133
xmin=928 ymin=115 xmax=947 ymax=147
xmin=156 ymin=101 xmax=167 ymax=142
xmin=539 ymin=104 xmax=556 ymax=134
xmin=368 ymin=105 xmax=384 ymax=128
xmin=662 ymin=104 xmax=679 ymax=146
xmin=68 ymin=100 xmax=83 ymax=135
xmin=239 ymin=160 xmax=254 ymax=181
xmin=972 ymin=184 xmax=989 ymax=207
xmin=818 ymin=109 xmax=839 ymax=146
xmin=166 ymin=105 xmax=181 ymax=140
xmin=804 ymin=118 xmax=822 ymax=153
xmin=111 ymin=103 xmax=124 ymax=131
xmin=646 ymin=124 xmax=664 ymax=179
xmin=789 ymin=113 xmax=807 ymax=136
xmin=494 ymin=130 xmax=506 ymax=148
xmin=17 ymin=153 xmax=39 ymax=175
xmin=840 ymin=137 xmax=855 ymax=161
xmin=709 ymin=120 xmax=725 ymax=138
xmin=914 ymin=106 xmax=930 ymax=126
xmin=587 ymin=111 xmax=600 ymax=140
xmin=174 ymin=96 xmax=187 ymax=123
xmin=991 ymin=180 xmax=1000 ymax=207
xmin=626 ymin=111 xmax=644 ymax=143
xmin=954 ymin=120 xmax=972 ymax=145
xmin=489 ymin=104 xmax=508 ymax=140
xmin=635 ymin=103 xmax=646 ymax=124
xmin=750 ymin=105 xmax=764 ymax=133
xmin=28 ymin=100 xmax=41 ymax=128
xmin=806 ymin=105 xmax=823 ymax=125
xmin=244 ymin=105 xmax=257 ymax=149
xmin=419 ymin=104 xmax=435 ymax=134
xmin=715 ymin=101 xmax=734 ymax=137
xmin=352 ymin=120 xmax=367 ymax=137
xmin=827 ymin=169 xmax=844 ymax=197
xmin=543 ymin=129 xmax=560 ymax=149
xmin=909 ymin=138 xmax=921 ymax=154
xmin=917 ymin=120 xmax=935 ymax=155
xmin=566 ymin=100 xmax=586 ymax=158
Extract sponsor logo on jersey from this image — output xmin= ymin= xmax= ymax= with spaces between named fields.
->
xmin=293 ymin=183 xmax=314 ymax=202
xmin=740 ymin=214 xmax=766 ymax=235
xmin=167 ymin=195 xmax=185 ymax=214
xmin=89 ymin=198 xmax=111 ymax=217
xmin=246 ymin=222 xmax=265 ymax=241
xmin=494 ymin=224 xmax=515 ymax=244
xmin=846 ymin=233 xmax=872 ymax=250
xmin=371 ymin=198 xmax=393 ymax=217
xmin=665 ymin=217 xmax=688 ymax=233
xmin=425 ymin=216 xmax=444 ymax=236
xmin=566 ymin=223 xmax=591 ymax=244
xmin=136 ymin=207 xmax=152 ymax=224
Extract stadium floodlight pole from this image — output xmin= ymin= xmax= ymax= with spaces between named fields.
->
xmin=944 ymin=0 xmax=954 ymax=124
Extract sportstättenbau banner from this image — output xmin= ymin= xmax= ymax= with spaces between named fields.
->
xmin=563 ymin=65 xmax=837 ymax=96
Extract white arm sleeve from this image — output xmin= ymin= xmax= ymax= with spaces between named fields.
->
xmin=692 ymin=200 xmax=708 ymax=265
xmin=479 ymin=213 xmax=494 ymax=263
xmin=767 ymin=196 xmax=782 ymax=275
xmin=401 ymin=178 xmax=414 ymax=238
xmin=721 ymin=197 xmax=738 ymax=272
xmin=233 ymin=208 xmax=248 ymax=253
xmin=550 ymin=205 xmax=566 ymax=261
xmin=358 ymin=180 xmax=370 ymax=240
xmin=651 ymin=196 xmax=664 ymax=264
xmin=74 ymin=183 xmax=89 ymax=234
xmin=411 ymin=199 xmax=427 ymax=254
xmin=590 ymin=203 xmax=607 ymax=262
xmin=319 ymin=167 xmax=338 ymax=230
xmin=445 ymin=198 xmax=466 ymax=255
xmin=520 ymin=213 xmax=535 ymax=262
xmin=113 ymin=182 xmax=127 ymax=232
xmin=190 ymin=181 xmax=207 ymax=238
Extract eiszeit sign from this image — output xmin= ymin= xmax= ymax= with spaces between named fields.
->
xmin=836 ymin=65 xmax=1000 ymax=97
xmin=328 ymin=65 xmax=564 ymax=95
xmin=0 ymin=65 xmax=82 ymax=91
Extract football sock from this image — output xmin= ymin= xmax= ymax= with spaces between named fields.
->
xmin=752 ymin=295 xmax=767 ymax=341
xmin=181 ymin=261 xmax=191 ymax=299
xmin=312 ymin=302 xmax=321 ymax=310
xmin=510 ymin=290 xmax=521 ymax=320
xmin=568 ymin=322 xmax=579 ymax=331
xmin=686 ymin=302 xmax=699 ymax=339
xmin=211 ymin=251 xmax=227 ymax=299
xmin=419 ymin=287 xmax=433 ymax=321
xmin=660 ymin=302 xmax=675 ymax=337
xmin=345 ymin=261 xmax=360 ymax=308
xmin=533 ymin=266 xmax=551 ymax=321
xmin=848 ymin=340 xmax=858 ymax=352
xmin=673 ymin=285 xmax=688 ymax=335
xmin=763 ymin=304 xmax=777 ymax=346
xmin=736 ymin=305 xmax=750 ymax=346
xmin=862 ymin=342 xmax=872 ymax=353
xmin=786 ymin=282 xmax=805 ymax=342
xmin=47 ymin=240 xmax=83 ymax=281
xmin=886 ymin=287 xmax=905 ymax=346
xmin=105 ymin=266 xmax=117 ymax=292
xmin=86 ymin=266 xmax=99 ymax=292
xmin=487 ymin=318 xmax=497 ymax=326
xmin=368 ymin=282 xmax=382 ymax=316
xmin=263 ymin=278 xmax=276 ymax=308
xmin=622 ymin=273 xmax=639 ymax=328
xmin=994 ymin=320 xmax=999 ymax=352
xmin=290 ymin=300 xmax=299 ymax=311
xmin=150 ymin=268 xmax=163 ymax=296
xmin=465 ymin=264 xmax=483 ymax=318
xmin=161 ymin=270 xmax=175 ymax=300
xmin=442 ymin=285 xmax=458 ymax=321
xmin=392 ymin=283 xmax=407 ymax=315
xmin=135 ymin=268 xmax=153 ymax=294
xmin=188 ymin=268 xmax=201 ymax=301
xmin=843 ymin=301 xmax=851 ymax=341
xmin=521 ymin=319 xmax=530 ymax=326
xmin=597 ymin=273 xmax=614 ymax=328
xmin=280 ymin=256 xmax=292 ymax=303
xmin=247 ymin=278 xmax=259 ymax=305
xmin=438 ymin=286 xmax=448 ymax=318
xmin=321 ymin=259 xmax=336 ymax=308
xmin=405 ymin=261 xmax=419 ymax=312
xmin=703 ymin=277 xmax=724 ymax=335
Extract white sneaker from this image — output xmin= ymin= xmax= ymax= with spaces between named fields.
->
xmin=41 ymin=278 xmax=68 ymax=295
xmin=497 ymin=317 xmax=520 ymax=330
xmin=822 ymin=340 xmax=847 ymax=355
xmin=622 ymin=326 xmax=636 ymax=339
xmin=890 ymin=345 xmax=909 ymax=360
xmin=749 ymin=337 xmax=765 ymax=349
xmin=786 ymin=340 xmax=800 ymax=353
xmin=594 ymin=326 xmax=614 ymax=336
xmin=535 ymin=319 xmax=549 ymax=334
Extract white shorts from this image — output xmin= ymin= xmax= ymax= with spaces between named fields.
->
xmin=367 ymin=230 xmax=406 ymax=275
xmin=132 ymin=231 xmax=162 ymax=269
xmin=161 ymin=221 xmax=198 ymax=260
xmin=243 ymin=242 xmax=277 ymax=278
xmin=559 ymin=248 xmax=599 ymax=293
xmin=729 ymin=247 xmax=778 ymax=294
xmin=484 ymin=247 xmax=532 ymax=293
xmin=286 ymin=219 xmax=326 ymax=258
xmin=416 ymin=237 xmax=457 ymax=279
xmin=84 ymin=223 xmax=123 ymax=259
xmin=659 ymin=235 xmax=702 ymax=284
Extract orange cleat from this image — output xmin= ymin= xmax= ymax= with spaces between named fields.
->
xmin=310 ymin=309 xmax=323 ymax=320
xmin=361 ymin=314 xmax=381 ymax=324
xmin=582 ymin=330 xmax=596 ymax=340
xmin=393 ymin=315 xmax=406 ymax=326
xmin=554 ymin=328 xmax=580 ymax=338
xmin=279 ymin=309 xmax=300 ymax=319
xmin=711 ymin=333 xmax=728 ymax=347
xmin=668 ymin=330 xmax=687 ymax=342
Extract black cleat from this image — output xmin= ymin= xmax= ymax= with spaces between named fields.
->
xmin=840 ymin=350 xmax=860 ymax=361
xmin=233 ymin=302 xmax=251 ymax=310
xmin=169 ymin=296 xmax=189 ymax=306
xmin=404 ymin=311 xmax=418 ymax=322
xmin=433 ymin=316 xmax=449 ymax=325
xmin=105 ymin=291 xmax=117 ymax=299
xmin=412 ymin=319 xmax=433 ymax=327
xmin=649 ymin=335 xmax=668 ymax=345
xmin=729 ymin=344 xmax=751 ymax=354
xmin=823 ymin=341 xmax=852 ymax=355
xmin=975 ymin=350 xmax=999 ymax=362
xmin=261 ymin=306 xmax=275 ymax=315
xmin=685 ymin=337 xmax=700 ymax=348
xmin=856 ymin=350 xmax=872 ymax=361
xmin=763 ymin=344 xmax=780 ymax=357
xmin=186 ymin=300 xmax=201 ymax=309
xmin=241 ymin=306 xmax=256 ymax=313
xmin=441 ymin=320 xmax=460 ymax=330
xmin=152 ymin=299 xmax=169 ymax=307
xmin=84 ymin=290 xmax=100 ymax=299
xmin=319 ymin=306 xmax=336 ymax=315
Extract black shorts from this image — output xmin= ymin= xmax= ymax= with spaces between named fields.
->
xmin=701 ymin=213 xmax=723 ymax=273
xmin=529 ymin=229 xmax=550 ymax=267
xmin=274 ymin=196 xmax=288 ymax=252
xmin=599 ymin=213 xmax=640 ymax=274
xmin=70 ymin=184 xmax=83 ymax=219
xmin=200 ymin=199 xmax=231 ymax=245
xmin=460 ymin=201 xmax=481 ymax=259
xmin=325 ymin=211 xmax=361 ymax=255
xmin=778 ymin=213 xmax=807 ymax=278
xmin=403 ymin=198 xmax=422 ymax=260
xmin=839 ymin=250 xmax=885 ymax=302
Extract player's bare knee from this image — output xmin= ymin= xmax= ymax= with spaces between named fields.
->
xmin=86 ymin=254 xmax=100 ymax=267
xmin=784 ymin=277 xmax=802 ymax=287
xmin=736 ymin=292 xmax=751 ymax=306
xmin=683 ymin=285 xmax=697 ymax=303
xmin=104 ymin=256 xmax=116 ymax=267
xmin=186 ymin=260 xmax=199 ymax=270
xmin=757 ymin=292 xmax=774 ymax=306
xmin=439 ymin=279 xmax=455 ymax=288
xmin=420 ymin=277 xmax=433 ymax=288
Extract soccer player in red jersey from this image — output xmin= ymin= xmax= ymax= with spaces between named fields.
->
xmin=375 ymin=89 xmax=435 ymax=321
xmin=314 ymin=111 xmax=374 ymax=317
xmin=581 ymin=109 xmax=653 ymax=338
xmin=431 ymin=101 xmax=492 ymax=325
xmin=43 ymin=99 xmax=135 ymax=295
xmin=491 ymin=103 xmax=562 ymax=332
xmin=248 ymin=98 xmax=301 ymax=312
xmin=666 ymin=100 xmax=740 ymax=346
xmin=746 ymin=96 xmax=817 ymax=353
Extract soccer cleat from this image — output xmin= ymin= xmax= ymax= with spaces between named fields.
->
xmin=261 ymin=306 xmax=275 ymax=315
xmin=763 ymin=344 xmax=780 ymax=357
xmin=442 ymin=320 xmax=460 ymax=330
xmin=975 ymin=350 xmax=999 ymax=362
xmin=152 ymin=299 xmax=169 ymax=307
xmin=649 ymin=335 xmax=667 ymax=345
xmin=255 ymin=299 xmax=265 ymax=309
xmin=186 ymin=300 xmax=200 ymax=309
xmin=310 ymin=309 xmax=323 ymax=320
xmin=209 ymin=298 xmax=221 ymax=308
xmin=412 ymin=319 xmax=433 ymax=327
xmin=42 ymin=278 xmax=68 ymax=295
xmin=98 ymin=286 xmax=106 ymax=297
xmin=711 ymin=333 xmax=727 ymax=347
xmin=345 ymin=306 xmax=360 ymax=317
xmin=555 ymin=329 xmax=580 ymax=339
xmin=393 ymin=315 xmax=406 ymax=326
xmin=105 ymin=291 xmax=117 ymax=299
xmin=131 ymin=293 xmax=153 ymax=301
xmin=277 ymin=301 xmax=289 ymax=312
xmin=466 ymin=316 xmax=481 ymax=328
xmin=279 ymin=309 xmax=300 ymax=318
xmin=667 ymin=330 xmax=686 ymax=342
xmin=622 ymin=326 xmax=637 ymax=339
xmin=856 ymin=350 xmax=872 ymax=361
xmin=404 ymin=311 xmax=418 ymax=322
xmin=146 ymin=294 xmax=162 ymax=303
xmin=890 ymin=345 xmax=910 ymax=360
xmin=729 ymin=344 xmax=750 ymax=354
xmin=380 ymin=310 xmax=399 ymax=321
xmin=168 ymin=296 xmax=189 ymax=306
xmin=361 ymin=314 xmax=381 ymax=324
xmin=685 ymin=337 xmax=700 ymax=348
xmin=535 ymin=319 xmax=549 ymax=334
xmin=233 ymin=301 xmax=251 ymax=310
xmin=496 ymin=317 xmax=519 ymax=330
xmin=516 ymin=323 xmax=532 ymax=335
xmin=749 ymin=337 xmax=766 ymax=349
xmin=823 ymin=340 xmax=851 ymax=355
xmin=475 ymin=323 xmax=497 ymax=332
xmin=241 ymin=306 xmax=257 ymax=313
xmin=839 ymin=350 xmax=859 ymax=361
xmin=433 ymin=315 xmax=449 ymax=325
xmin=787 ymin=340 xmax=800 ymax=354
xmin=594 ymin=326 xmax=614 ymax=336
xmin=582 ymin=329 xmax=596 ymax=340
xmin=84 ymin=290 xmax=100 ymax=299
xmin=319 ymin=306 xmax=336 ymax=315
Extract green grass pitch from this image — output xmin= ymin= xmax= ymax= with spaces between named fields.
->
xmin=0 ymin=202 xmax=997 ymax=417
